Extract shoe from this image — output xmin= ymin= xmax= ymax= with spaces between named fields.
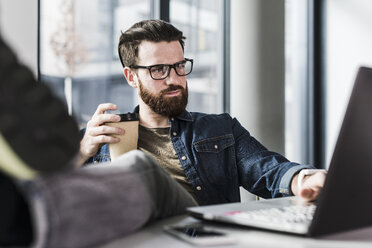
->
xmin=0 ymin=37 xmax=80 ymax=179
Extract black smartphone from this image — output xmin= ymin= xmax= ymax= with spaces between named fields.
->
xmin=163 ymin=223 xmax=236 ymax=246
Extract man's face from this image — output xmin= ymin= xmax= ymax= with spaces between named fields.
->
xmin=134 ymin=40 xmax=188 ymax=117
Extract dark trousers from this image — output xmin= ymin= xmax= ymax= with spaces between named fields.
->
xmin=0 ymin=173 xmax=33 ymax=246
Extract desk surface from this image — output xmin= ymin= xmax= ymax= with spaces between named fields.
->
xmin=99 ymin=215 xmax=372 ymax=248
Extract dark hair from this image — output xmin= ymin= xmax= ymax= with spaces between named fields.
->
xmin=118 ymin=19 xmax=185 ymax=67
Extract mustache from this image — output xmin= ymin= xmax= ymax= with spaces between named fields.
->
xmin=160 ymin=85 xmax=185 ymax=95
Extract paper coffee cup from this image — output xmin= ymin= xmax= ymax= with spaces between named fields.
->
xmin=106 ymin=113 xmax=139 ymax=160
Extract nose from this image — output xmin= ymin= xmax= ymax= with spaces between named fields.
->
xmin=165 ymin=67 xmax=184 ymax=85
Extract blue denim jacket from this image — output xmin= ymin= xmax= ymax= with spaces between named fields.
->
xmin=84 ymin=106 xmax=312 ymax=205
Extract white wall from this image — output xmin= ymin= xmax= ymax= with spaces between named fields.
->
xmin=230 ymin=0 xmax=285 ymax=201
xmin=0 ymin=0 xmax=38 ymax=75
xmin=230 ymin=0 xmax=285 ymax=153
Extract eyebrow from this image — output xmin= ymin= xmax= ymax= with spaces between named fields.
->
xmin=136 ymin=59 xmax=187 ymax=67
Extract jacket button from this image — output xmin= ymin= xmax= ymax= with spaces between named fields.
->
xmin=171 ymin=118 xmax=175 ymax=121
xmin=196 ymin=186 xmax=202 ymax=191
xmin=172 ymin=132 xmax=177 ymax=136
xmin=181 ymin=156 xmax=187 ymax=161
xmin=214 ymin=145 xmax=218 ymax=149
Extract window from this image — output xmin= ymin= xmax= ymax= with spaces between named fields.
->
xmin=170 ymin=0 xmax=225 ymax=113
xmin=286 ymin=0 xmax=372 ymax=168
xmin=284 ymin=0 xmax=310 ymax=164
xmin=324 ymin=0 xmax=372 ymax=166
xmin=39 ymin=0 xmax=227 ymax=127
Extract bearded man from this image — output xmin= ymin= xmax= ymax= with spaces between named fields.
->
xmin=79 ymin=19 xmax=326 ymax=206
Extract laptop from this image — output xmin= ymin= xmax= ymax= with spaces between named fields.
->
xmin=187 ymin=66 xmax=372 ymax=237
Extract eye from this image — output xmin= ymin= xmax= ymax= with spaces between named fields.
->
xmin=151 ymin=65 xmax=167 ymax=74
xmin=176 ymin=62 xmax=186 ymax=70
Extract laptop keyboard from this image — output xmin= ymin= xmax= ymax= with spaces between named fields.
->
xmin=229 ymin=204 xmax=316 ymax=224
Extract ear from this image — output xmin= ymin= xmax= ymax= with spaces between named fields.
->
xmin=123 ymin=67 xmax=138 ymax=88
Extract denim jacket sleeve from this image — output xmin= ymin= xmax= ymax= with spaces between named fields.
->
xmin=231 ymin=117 xmax=313 ymax=198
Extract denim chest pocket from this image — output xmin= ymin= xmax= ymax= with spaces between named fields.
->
xmin=193 ymin=134 xmax=236 ymax=185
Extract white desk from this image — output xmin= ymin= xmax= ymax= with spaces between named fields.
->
xmin=99 ymin=215 xmax=372 ymax=248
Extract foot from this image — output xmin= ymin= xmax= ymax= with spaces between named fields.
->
xmin=0 ymin=37 xmax=80 ymax=179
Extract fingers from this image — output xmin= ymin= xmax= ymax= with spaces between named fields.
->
xmin=79 ymin=129 xmax=122 ymax=162
xmin=300 ymin=172 xmax=327 ymax=201
xmin=88 ymin=103 xmax=124 ymax=137
xmin=89 ymin=134 xmax=120 ymax=145
xmin=307 ymin=171 xmax=327 ymax=189
xmin=89 ymin=104 xmax=121 ymax=127
xmin=93 ymin=103 xmax=118 ymax=116
xmin=79 ymin=103 xmax=124 ymax=163
xmin=87 ymin=125 xmax=124 ymax=137
xmin=79 ymin=134 xmax=120 ymax=165
xmin=300 ymin=186 xmax=322 ymax=201
xmin=87 ymin=114 xmax=120 ymax=127
xmin=300 ymin=188 xmax=313 ymax=200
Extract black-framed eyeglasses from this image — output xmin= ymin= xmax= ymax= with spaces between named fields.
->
xmin=129 ymin=58 xmax=193 ymax=80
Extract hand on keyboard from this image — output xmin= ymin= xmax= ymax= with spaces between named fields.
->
xmin=291 ymin=170 xmax=327 ymax=202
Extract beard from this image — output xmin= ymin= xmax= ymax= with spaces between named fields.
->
xmin=138 ymin=80 xmax=188 ymax=117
